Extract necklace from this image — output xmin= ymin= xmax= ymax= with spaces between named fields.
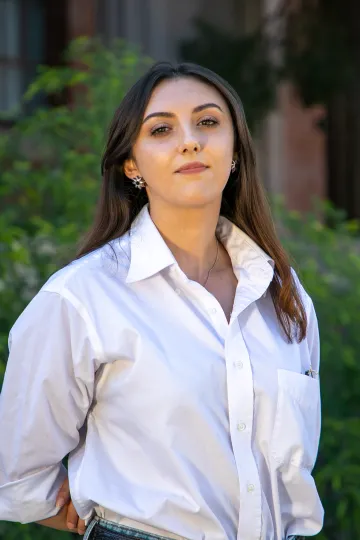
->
xmin=203 ymin=237 xmax=219 ymax=287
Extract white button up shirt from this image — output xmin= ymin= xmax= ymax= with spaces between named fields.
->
xmin=0 ymin=205 xmax=324 ymax=540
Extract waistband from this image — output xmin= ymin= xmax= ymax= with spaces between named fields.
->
xmin=83 ymin=516 xmax=183 ymax=540
xmin=84 ymin=515 xmax=305 ymax=540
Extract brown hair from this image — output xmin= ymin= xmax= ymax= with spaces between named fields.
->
xmin=77 ymin=61 xmax=307 ymax=343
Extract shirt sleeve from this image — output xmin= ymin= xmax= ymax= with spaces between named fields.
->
xmin=306 ymin=298 xmax=321 ymax=377
xmin=306 ymin=297 xmax=322 ymax=471
xmin=291 ymin=268 xmax=321 ymax=375
xmin=0 ymin=289 xmax=99 ymax=524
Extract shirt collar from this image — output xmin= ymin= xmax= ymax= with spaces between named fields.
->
xmin=125 ymin=204 xmax=274 ymax=284
xmin=216 ymin=214 xmax=274 ymax=273
xmin=125 ymin=205 xmax=177 ymax=284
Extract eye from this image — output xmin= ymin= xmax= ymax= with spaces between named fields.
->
xmin=198 ymin=117 xmax=219 ymax=127
xmin=150 ymin=124 xmax=171 ymax=136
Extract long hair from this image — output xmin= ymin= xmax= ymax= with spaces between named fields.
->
xmin=77 ymin=61 xmax=307 ymax=343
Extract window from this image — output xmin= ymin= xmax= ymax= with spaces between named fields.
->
xmin=0 ymin=0 xmax=45 ymax=120
xmin=96 ymin=0 xmax=126 ymax=46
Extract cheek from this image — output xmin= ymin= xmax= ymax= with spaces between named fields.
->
xmin=210 ymin=141 xmax=233 ymax=177
xmin=212 ymin=128 xmax=234 ymax=153
xmin=136 ymin=139 xmax=173 ymax=172
xmin=205 ymin=126 xmax=234 ymax=163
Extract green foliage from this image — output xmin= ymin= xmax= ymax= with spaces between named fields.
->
xmin=0 ymin=37 xmax=151 ymax=360
xmin=0 ymin=37 xmax=151 ymax=539
xmin=273 ymin=199 xmax=360 ymax=539
xmin=1 ymin=37 xmax=359 ymax=540
xmin=0 ymin=520 xmax=72 ymax=540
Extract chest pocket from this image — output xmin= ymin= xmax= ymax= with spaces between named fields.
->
xmin=271 ymin=369 xmax=321 ymax=471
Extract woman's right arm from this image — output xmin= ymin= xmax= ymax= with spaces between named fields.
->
xmin=35 ymin=476 xmax=86 ymax=534
xmin=36 ymin=503 xmax=75 ymax=532
xmin=0 ymin=288 xmax=99 ymax=526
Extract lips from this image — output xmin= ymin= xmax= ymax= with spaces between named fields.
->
xmin=175 ymin=162 xmax=208 ymax=173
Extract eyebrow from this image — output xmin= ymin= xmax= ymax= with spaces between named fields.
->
xmin=142 ymin=102 xmax=224 ymax=124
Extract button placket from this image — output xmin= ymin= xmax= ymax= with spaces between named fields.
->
xmin=225 ymin=328 xmax=262 ymax=540
xmin=177 ymin=278 xmax=228 ymax=336
xmin=187 ymin=283 xmax=229 ymax=335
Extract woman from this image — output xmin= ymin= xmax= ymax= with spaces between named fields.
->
xmin=0 ymin=62 xmax=323 ymax=540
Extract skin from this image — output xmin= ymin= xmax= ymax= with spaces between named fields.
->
xmin=36 ymin=476 xmax=86 ymax=534
xmin=40 ymin=77 xmax=239 ymax=533
xmin=124 ymin=77 xmax=238 ymax=314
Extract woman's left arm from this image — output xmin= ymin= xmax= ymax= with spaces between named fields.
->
xmin=306 ymin=297 xmax=322 ymax=468
xmin=306 ymin=298 xmax=321 ymax=380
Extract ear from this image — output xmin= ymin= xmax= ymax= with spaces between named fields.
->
xmin=123 ymin=158 xmax=140 ymax=180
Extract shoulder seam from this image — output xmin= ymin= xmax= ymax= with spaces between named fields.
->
xmin=38 ymin=289 xmax=106 ymax=365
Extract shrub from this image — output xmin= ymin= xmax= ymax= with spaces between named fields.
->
xmin=275 ymin=200 xmax=360 ymax=539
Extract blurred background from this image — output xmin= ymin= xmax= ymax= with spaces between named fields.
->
xmin=0 ymin=0 xmax=359 ymax=539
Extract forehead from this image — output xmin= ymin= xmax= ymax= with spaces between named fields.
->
xmin=144 ymin=76 xmax=230 ymax=116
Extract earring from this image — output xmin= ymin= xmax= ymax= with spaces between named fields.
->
xmin=132 ymin=175 xmax=146 ymax=189
xmin=231 ymin=159 xmax=238 ymax=173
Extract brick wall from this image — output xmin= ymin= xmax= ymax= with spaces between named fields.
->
xmin=281 ymin=84 xmax=327 ymax=212
xmin=67 ymin=0 xmax=97 ymax=40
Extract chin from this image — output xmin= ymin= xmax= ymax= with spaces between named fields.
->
xmin=173 ymin=191 xmax=221 ymax=208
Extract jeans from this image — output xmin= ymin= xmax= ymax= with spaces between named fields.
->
xmin=84 ymin=516 xmax=177 ymax=540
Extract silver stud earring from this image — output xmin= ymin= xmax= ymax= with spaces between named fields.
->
xmin=132 ymin=175 xmax=146 ymax=189
xmin=231 ymin=159 xmax=238 ymax=173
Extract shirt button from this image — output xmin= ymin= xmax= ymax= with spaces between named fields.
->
xmin=175 ymin=288 xmax=181 ymax=295
xmin=210 ymin=308 xmax=217 ymax=314
xmin=237 ymin=423 xmax=246 ymax=432
xmin=234 ymin=361 xmax=243 ymax=369
xmin=247 ymin=484 xmax=255 ymax=493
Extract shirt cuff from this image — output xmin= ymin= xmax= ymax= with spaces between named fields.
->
xmin=0 ymin=463 xmax=67 ymax=524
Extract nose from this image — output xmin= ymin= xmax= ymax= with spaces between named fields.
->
xmin=177 ymin=129 xmax=201 ymax=154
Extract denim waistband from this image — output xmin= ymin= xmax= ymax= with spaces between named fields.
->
xmin=83 ymin=515 xmax=305 ymax=540
xmin=83 ymin=516 xmax=176 ymax=540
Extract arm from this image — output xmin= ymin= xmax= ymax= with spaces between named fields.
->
xmin=35 ymin=476 xmax=86 ymax=534
xmin=306 ymin=297 xmax=322 ymax=468
xmin=0 ymin=289 xmax=98 ymax=525
xmin=36 ymin=503 xmax=75 ymax=532
xmin=306 ymin=298 xmax=321 ymax=377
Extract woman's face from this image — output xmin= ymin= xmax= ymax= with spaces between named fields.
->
xmin=124 ymin=77 xmax=235 ymax=209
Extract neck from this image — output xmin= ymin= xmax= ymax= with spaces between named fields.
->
xmin=148 ymin=199 xmax=224 ymax=283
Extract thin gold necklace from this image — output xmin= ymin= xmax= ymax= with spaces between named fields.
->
xmin=203 ymin=237 xmax=219 ymax=287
